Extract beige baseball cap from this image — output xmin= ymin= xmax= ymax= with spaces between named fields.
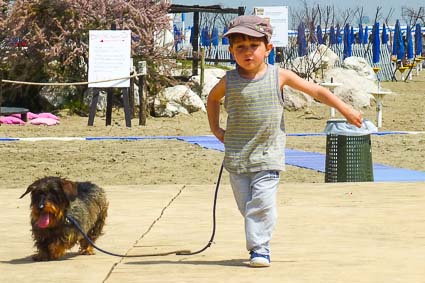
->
xmin=223 ymin=15 xmax=272 ymax=42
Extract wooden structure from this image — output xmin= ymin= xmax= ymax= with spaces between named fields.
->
xmin=168 ymin=4 xmax=244 ymax=75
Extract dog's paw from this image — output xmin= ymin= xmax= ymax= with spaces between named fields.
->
xmin=79 ymin=248 xmax=95 ymax=255
xmin=32 ymin=253 xmax=49 ymax=261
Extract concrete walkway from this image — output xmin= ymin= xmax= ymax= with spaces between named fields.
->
xmin=1 ymin=182 xmax=425 ymax=282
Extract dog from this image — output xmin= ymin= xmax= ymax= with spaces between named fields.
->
xmin=20 ymin=176 xmax=108 ymax=261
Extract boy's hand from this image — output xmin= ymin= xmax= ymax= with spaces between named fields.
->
xmin=345 ymin=108 xmax=363 ymax=128
xmin=213 ymin=128 xmax=225 ymax=143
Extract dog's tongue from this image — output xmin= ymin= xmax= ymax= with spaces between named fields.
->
xmin=37 ymin=213 xmax=50 ymax=228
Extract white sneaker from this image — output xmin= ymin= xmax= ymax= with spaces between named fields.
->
xmin=249 ymin=252 xmax=271 ymax=267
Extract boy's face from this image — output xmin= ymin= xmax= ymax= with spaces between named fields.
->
xmin=229 ymin=34 xmax=273 ymax=72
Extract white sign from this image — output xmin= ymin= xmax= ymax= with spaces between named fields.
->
xmin=254 ymin=6 xmax=288 ymax=47
xmin=88 ymin=30 xmax=131 ymax=88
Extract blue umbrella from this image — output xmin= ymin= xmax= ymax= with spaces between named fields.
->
xmin=268 ymin=47 xmax=275 ymax=65
xmin=173 ymin=24 xmax=182 ymax=51
xmin=200 ymin=26 xmax=210 ymax=46
xmin=407 ymin=25 xmax=414 ymax=60
xmin=350 ymin=26 xmax=355 ymax=45
xmin=190 ymin=26 xmax=194 ymax=45
xmin=297 ymin=22 xmax=307 ymax=56
xmin=316 ymin=25 xmax=323 ymax=44
xmin=222 ymin=26 xmax=229 ymax=45
xmin=211 ymin=27 xmax=219 ymax=46
xmin=310 ymin=26 xmax=317 ymax=43
xmin=358 ymin=23 xmax=363 ymax=43
xmin=329 ymin=26 xmax=336 ymax=45
xmin=392 ymin=20 xmax=400 ymax=56
xmin=381 ymin=23 xmax=388 ymax=44
xmin=415 ymin=23 xmax=422 ymax=56
xmin=372 ymin=22 xmax=381 ymax=64
xmin=363 ymin=26 xmax=369 ymax=44
xmin=393 ymin=20 xmax=405 ymax=60
xmin=343 ymin=24 xmax=352 ymax=59
xmin=336 ymin=24 xmax=342 ymax=44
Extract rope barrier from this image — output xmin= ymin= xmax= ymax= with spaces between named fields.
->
xmin=1 ymin=72 xmax=143 ymax=86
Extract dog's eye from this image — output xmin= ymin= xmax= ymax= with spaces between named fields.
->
xmin=31 ymin=192 xmax=41 ymax=203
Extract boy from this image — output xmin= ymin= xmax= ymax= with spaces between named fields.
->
xmin=207 ymin=15 xmax=362 ymax=267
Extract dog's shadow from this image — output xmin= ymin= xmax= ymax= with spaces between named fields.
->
xmin=1 ymin=252 xmax=80 ymax=264
xmin=126 ymin=258 xmax=296 ymax=267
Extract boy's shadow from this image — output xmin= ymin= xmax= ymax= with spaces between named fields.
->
xmin=127 ymin=258 xmax=248 ymax=267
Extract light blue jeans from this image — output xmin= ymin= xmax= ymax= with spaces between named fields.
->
xmin=229 ymin=170 xmax=280 ymax=255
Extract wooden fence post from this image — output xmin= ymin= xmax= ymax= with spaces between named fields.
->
xmin=137 ymin=61 xmax=147 ymax=126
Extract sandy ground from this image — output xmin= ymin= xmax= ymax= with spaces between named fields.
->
xmin=0 ymin=75 xmax=424 ymax=188
xmin=1 ymin=183 xmax=425 ymax=282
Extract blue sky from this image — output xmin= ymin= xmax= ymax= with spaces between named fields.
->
xmin=171 ymin=0 xmax=423 ymax=25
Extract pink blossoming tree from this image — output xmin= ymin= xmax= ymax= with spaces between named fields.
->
xmin=0 ymin=0 xmax=173 ymax=113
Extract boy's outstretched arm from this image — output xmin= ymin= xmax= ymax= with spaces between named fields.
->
xmin=279 ymin=69 xmax=363 ymax=127
xmin=207 ymin=76 xmax=226 ymax=143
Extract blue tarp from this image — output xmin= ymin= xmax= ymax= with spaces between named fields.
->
xmin=177 ymin=136 xmax=425 ymax=182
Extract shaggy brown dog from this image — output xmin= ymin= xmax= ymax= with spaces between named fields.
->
xmin=20 ymin=177 xmax=108 ymax=261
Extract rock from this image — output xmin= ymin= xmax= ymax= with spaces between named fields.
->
xmin=154 ymin=85 xmax=206 ymax=117
xmin=342 ymin=57 xmax=376 ymax=80
xmin=292 ymin=44 xmax=340 ymax=76
xmin=325 ymin=68 xmax=375 ymax=108
xmin=190 ymin=68 xmax=226 ymax=102
xmin=84 ymin=89 xmax=107 ymax=111
xmin=39 ymin=85 xmax=78 ymax=108
xmin=283 ymin=85 xmax=315 ymax=110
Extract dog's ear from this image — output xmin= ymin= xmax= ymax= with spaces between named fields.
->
xmin=19 ymin=185 xmax=35 ymax=199
xmin=61 ymin=180 xmax=78 ymax=202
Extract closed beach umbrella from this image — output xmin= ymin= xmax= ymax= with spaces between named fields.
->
xmin=415 ymin=23 xmax=422 ymax=56
xmin=363 ymin=26 xmax=369 ymax=44
xmin=316 ymin=25 xmax=323 ymax=44
xmin=329 ymin=26 xmax=336 ymax=45
xmin=200 ymin=26 xmax=206 ymax=46
xmin=343 ymin=24 xmax=352 ymax=59
xmin=398 ymin=31 xmax=405 ymax=61
xmin=297 ymin=22 xmax=307 ymax=56
xmin=350 ymin=26 xmax=355 ymax=45
xmin=393 ymin=20 xmax=405 ymax=60
xmin=372 ymin=22 xmax=381 ymax=63
xmin=173 ymin=24 xmax=181 ymax=51
xmin=392 ymin=20 xmax=400 ymax=56
xmin=336 ymin=24 xmax=341 ymax=44
xmin=211 ymin=27 xmax=219 ymax=46
xmin=381 ymin=23 xmax=388 ymax=44
xmin=268 ymin=47 xmax=275 ymax=65
xmin=407 ymin=25 xmax=414 ymax=60
xmin=201 ymin=26 xmax=210 ymax=46
xmin=358 ymin=23 xmax=363 ymax=44
xmin=222 ymin=26 xmax=229 ymax=45
xmin=190 ymin=26 xmax=194 ymax=45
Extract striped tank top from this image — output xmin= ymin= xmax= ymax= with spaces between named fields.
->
xmin=224 ymin=64 xmax=286 ymax=174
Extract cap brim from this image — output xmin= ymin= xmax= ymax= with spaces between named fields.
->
xmin=223 ymin=26 xmax=265 ymax=38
